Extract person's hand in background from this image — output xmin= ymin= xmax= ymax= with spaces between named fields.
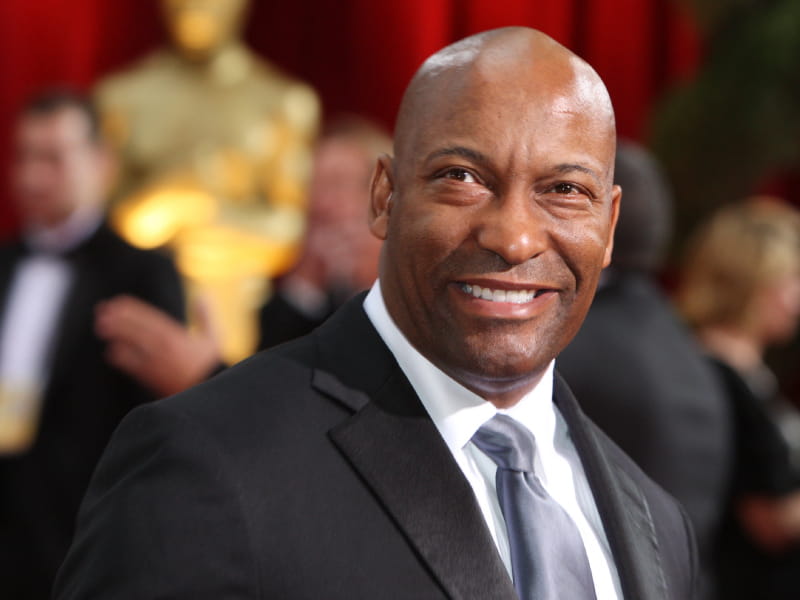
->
xmin=95 ymin=294 xmax=221 ymax=398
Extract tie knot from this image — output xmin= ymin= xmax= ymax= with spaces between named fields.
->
xmin=472 ymin=414 xmax=537 ymax=472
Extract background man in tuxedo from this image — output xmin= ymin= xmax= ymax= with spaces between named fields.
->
xmin=55 ymin=28 xmax=697 ymax=599
xmin=0 ymin=90 xmax=184 ymax=599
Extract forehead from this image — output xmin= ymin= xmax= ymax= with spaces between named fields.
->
xmin=17 ymin=108 xmax=91 ymax=147
xmin=402 ymin=55 xmax=615 ymax=177
xmin=315 ymin=138 xmax=369 ymax=167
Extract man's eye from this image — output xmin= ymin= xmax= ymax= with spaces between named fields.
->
xmin=551 ymin=182 xmax=583 ymax=195
xmin=442 ymin=168 xmax=477 ymax=183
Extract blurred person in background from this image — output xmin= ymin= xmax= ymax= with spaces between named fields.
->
xmin=95 ymin=116 xmax=391 ymax=397
xmin=557 ymin=141 xmax=732 ymax=599
xmin=258 ymin=116 xmax=390 ymax=349
xmin=0 ymin=89 xmax=184 ymax=600
xmin=677 ymin=197 xmax=800 ymax=600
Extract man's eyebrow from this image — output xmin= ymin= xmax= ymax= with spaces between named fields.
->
xmin=424 ymin=146 xmax=489 ymax=164
xmin=554 ymin=163 xmax=603 ymax=185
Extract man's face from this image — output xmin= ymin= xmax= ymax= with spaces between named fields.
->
xmin=308 ymin=139 xmax=372 ymax=231
xmin=371 ymin=61 xmax=620 ymax=401
xmin=306 ymin=138 xmax=381 ymax=292
xmin=12 ymin=108 xmax=105 ymax=228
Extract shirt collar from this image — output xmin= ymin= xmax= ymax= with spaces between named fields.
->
xmin=363 ymin=280 xmax=556 ymax=455
xmin=24 ymin=207 xmax=102 ymax=255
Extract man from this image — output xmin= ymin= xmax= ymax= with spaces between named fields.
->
xmin=557 ymin=142 xmax=732 ymax=599
xmin=258 ymin=116 xmax=391 ymax=349
xmin=55 ymin=29 xmax=696 ymax=599
xmin=0 ymin=90 xmax=184 ymax=599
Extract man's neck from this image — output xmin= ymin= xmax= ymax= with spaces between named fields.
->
xmin=25 ymin=207 xmax=102 ymax=254
xmin=440 ymin=364 xmax=547 ymax=409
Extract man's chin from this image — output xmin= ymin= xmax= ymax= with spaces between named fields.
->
xmin=441 ymin=344 xmax=550 ymax=397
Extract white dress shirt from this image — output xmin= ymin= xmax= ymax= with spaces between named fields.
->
xmin=1 ymin=208 xmax=103 ymax=383
xmin=0 ymin=209 xmax=102 ymax=452
xmin=363 ymin=281 xmax=622 ymax=599
xmin=0 ymin=256 xmax=72 ymax=386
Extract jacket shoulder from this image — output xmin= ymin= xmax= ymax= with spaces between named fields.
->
xmin=146 ymin=335 xmax=340 ymax=451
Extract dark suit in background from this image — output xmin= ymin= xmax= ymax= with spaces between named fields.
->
xmin=558 ymin=273 xmax=732 ymax=582
xmin=55 ymin=296 xmax=696 ymax=599
xmin=557 ymin=142 xmax=732 ymax=599
xmin=0 ymin=223 xmax=184 ymax=599
xmin=710 ymin=358 xmax=800 ymax=600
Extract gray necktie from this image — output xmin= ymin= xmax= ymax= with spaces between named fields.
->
xmin=472 ymin=414 xmax=597 ymax=600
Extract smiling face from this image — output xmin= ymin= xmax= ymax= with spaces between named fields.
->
xmin=369 ymin=30 xmax=620 ymax=405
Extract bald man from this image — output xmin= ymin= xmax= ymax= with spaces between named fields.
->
xmin=54 ymin=29 xmax=696 ymax=600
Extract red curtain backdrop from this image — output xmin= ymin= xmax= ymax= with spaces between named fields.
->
xmin=0 ymin=0 xmax=701 ymax=236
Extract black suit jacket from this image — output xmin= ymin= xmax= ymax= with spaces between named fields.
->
xmin=0 ymin=223 xmax=184 ymax=600
xmin=55 ymin=294 xmax=697 ymax=599
xmin=558 ymin=273 xmax=732 ymax=593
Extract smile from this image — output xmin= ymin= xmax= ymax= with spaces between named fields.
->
xmin=459 ymin=283 xmax=547 ymax=304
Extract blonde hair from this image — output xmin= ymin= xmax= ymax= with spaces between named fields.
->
xmin=677 ymin=197 xmax=800 ymax=332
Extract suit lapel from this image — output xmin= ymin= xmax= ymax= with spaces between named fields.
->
xmin=554 ymin=374 xmax=669 ymax=600
xmin=311 ymin=297 xmax=517 ymax=600
xmin=0 ymin=242 xmax=27 ymax=308
xmin=45 ymin=240 xmax=103 ymax=388
xmin=309 ymin=297 xmax=672 ymax=599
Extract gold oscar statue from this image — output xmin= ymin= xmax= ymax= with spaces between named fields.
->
xmin=95 ymin=0 xmax=320 ymax=363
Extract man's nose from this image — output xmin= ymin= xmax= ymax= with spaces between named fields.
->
xmin=473 ymin=193 xmax=548 ymax=266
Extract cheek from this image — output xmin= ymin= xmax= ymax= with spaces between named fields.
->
xmin=554 ymin=221 xmax=611 ymax=286
xmin=753 ymin=285 xmax=800 ymax=341
xmin=784 ymin=281 xmax=800 ymax=316
xmin=767 ymin=281 xmax=800 ymax=315
xmin=776 ymin=285 xmax=800 ymax=332
xmin=387 ymin=204 xmax=469 ymax=280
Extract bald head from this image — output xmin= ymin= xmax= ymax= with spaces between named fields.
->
xmin=394 ymin=27 xmax=616 ymax=176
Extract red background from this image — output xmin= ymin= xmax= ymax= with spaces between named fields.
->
xmin=0 ymin=0 xmax=702 ymax=236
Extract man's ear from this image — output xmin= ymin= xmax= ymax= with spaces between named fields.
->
xmin=602 ymin=184 xmax=622 ymax=268
xmin=368 ymin=154 xmax=394 ymax=241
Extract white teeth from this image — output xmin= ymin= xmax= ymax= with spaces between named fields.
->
xmin=460 ymin=283 xmax=540 ymax=304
